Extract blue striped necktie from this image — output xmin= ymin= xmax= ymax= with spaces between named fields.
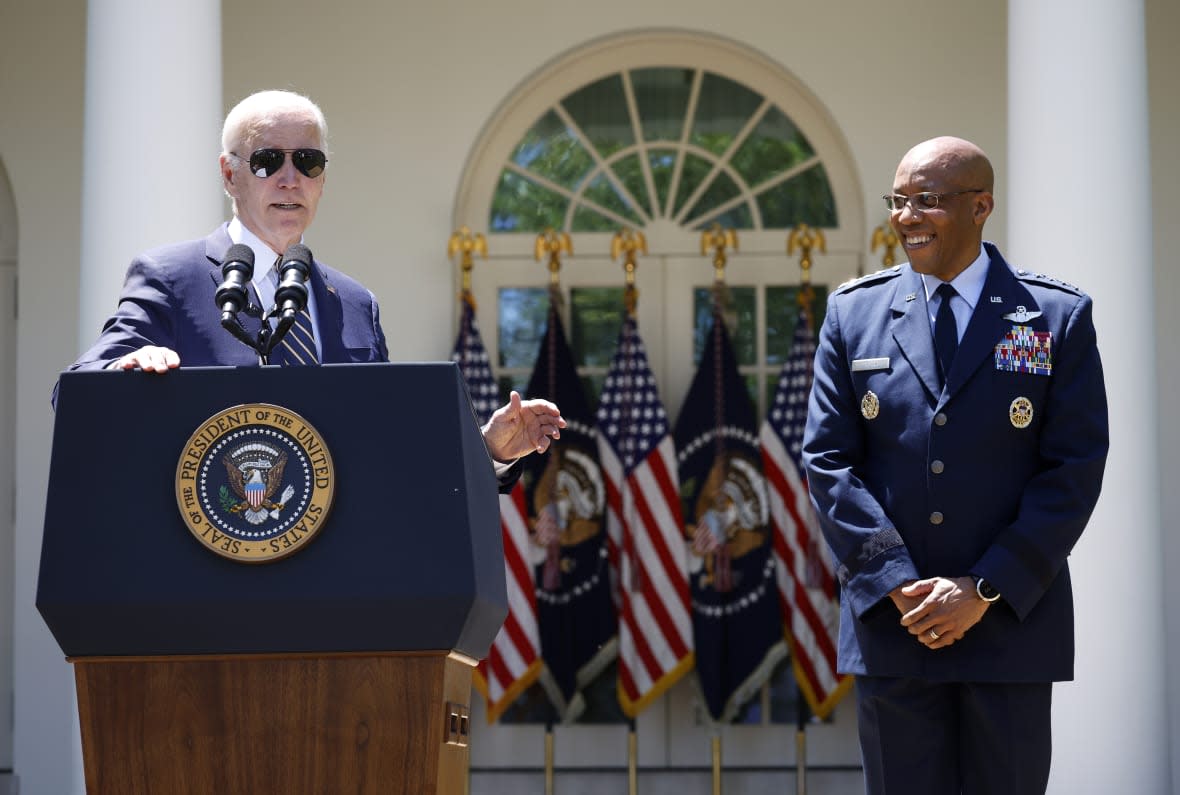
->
xmin=269 ymin=258 xmax=319 ymax=366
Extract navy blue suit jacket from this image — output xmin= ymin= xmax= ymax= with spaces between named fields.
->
xmin=69 ymin=224 xmax=388 ymax=370
xmin=802 ymin=243 xmax=1108 ymax=682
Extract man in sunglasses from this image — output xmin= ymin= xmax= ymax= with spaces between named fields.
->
xmin=65 ymin=89 xmax=564 ymax=471
xmin=802 ymin=136 xmax=1108 ymax=794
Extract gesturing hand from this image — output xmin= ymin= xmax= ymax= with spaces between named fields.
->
xmin=481 ymin=390 xmax=566 ymax=463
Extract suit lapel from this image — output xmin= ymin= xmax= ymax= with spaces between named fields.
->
xmin=311 ymin=262 xmax=346 ymax=363
xmin=943 ymin=248 xmax=1037 ymax=400
xmin=890 ymin=269 xmax=942 ymax=400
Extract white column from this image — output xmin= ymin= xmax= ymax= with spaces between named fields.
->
xmin=78 ymin=0 xmax=223 ymax=346
xmin=1008 ymin=1 xmax=1165 ymax=792
xmin=15 ymin=3 xmax=221 ymax=794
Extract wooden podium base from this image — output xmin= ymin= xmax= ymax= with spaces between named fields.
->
xmin=71 ymin=650 xmax=475 ymax=795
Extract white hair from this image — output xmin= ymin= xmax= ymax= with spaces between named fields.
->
xmin=220 ymin=90 xmax=329 ymax=160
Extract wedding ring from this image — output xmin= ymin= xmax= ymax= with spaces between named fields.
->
xmin=928 ymin=629 xmax=940 ymax=641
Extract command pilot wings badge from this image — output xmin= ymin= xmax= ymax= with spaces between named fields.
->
xmin=176 ymin=404 xmax=335 ymax=563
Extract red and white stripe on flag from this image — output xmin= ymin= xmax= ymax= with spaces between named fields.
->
xmin=473 ymin=484 xmax=544 ymax=723
xmin=596 ymin=316 xmax=693 ymax=718
xmin=762 ymin=425 xmax=850 ymax=718
xmin=761 ymin=309 xmax=851 ymax=719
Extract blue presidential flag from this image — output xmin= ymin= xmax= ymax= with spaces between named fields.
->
xmin=673 ymin=310 xmax=786 ymax=723
xmin=522 ymin=298 xmax=617 ymax=721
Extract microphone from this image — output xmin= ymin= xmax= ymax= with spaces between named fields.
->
xmin=275 ymin=244 xmax=312 ymax=321
xmin=214 ymin=244 xmax=256 ymax=320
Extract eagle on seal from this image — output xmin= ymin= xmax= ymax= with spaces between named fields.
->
xmin=224 ymin=452 xmax=288 ymax=523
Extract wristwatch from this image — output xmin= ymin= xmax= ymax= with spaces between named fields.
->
xmin=973 ymin=576 xmax=1001 ymax=603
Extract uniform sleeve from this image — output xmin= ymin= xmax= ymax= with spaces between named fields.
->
xmin=969 ymin=294 xmax=1109 ymax=619
xmin=802 ymin=294 xmax=920 ymax=619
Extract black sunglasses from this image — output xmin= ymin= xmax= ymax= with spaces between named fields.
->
xmin=233 ymin=148 xmax=327 ymax=179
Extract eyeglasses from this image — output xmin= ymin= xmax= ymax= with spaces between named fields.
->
xmin=883 ymin=189 xmax=984 ymax=212
xmin=232 ymin=148 xmax=327 ymax=179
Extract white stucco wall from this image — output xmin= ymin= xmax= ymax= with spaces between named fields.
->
xmin=2 ymin=0 xmax=1175 ymax=792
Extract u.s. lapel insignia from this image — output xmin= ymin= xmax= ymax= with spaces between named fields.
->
xmin=1009 ymin=397 xmax=1034 ymax=429
xmin=1002 ymin=305 xmax=1043 ymax=323
xmin=861 ymin=391 xmax=880 ymax=420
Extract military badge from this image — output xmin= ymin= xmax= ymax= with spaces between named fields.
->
xmin=1002 ymin=305 xmax=1043 ymax=323
xmin=861 ymin=390 xmax=880 ymax=420
xmin=995 ymin=325 xmax=1052 ymax=375
xmin=175 ymin=403 xmax=334 ymax=563
xmin=1009 ymin=397 xmax=1034 ymax=429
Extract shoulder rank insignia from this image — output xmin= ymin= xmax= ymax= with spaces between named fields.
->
xmin=995 ymin=325 xmax=1052 ymax=375
xmin=835 ymin=265 xmax=901 ymax=293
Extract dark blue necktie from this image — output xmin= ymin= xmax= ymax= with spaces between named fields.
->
xmin=268 ymin=259 xmax=319 ymax=366
xmin=934 ymin=283 xmax=958 ymax=386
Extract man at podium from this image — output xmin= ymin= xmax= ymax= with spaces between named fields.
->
xmin=63 ymin=89 xmax=564 ymax=473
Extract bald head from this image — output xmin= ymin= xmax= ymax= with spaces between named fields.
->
xmin=897 ymin=136 xmax=994 ymax=194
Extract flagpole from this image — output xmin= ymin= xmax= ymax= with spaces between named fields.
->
xmin=545 ymin=720 xmax=555 ymax=795
xmin=795 ymin=690 xmax=811 ymax=795
xmin=628 ymin=718 xmax=638 ymax=795
xmin=712 ymin=732 xmax=723 ymax=795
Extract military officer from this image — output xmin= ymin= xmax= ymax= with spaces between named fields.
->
xmin=802 ymin=136 xmax=1108 ymax=794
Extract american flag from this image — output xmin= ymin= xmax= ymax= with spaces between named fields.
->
xmin=452 ymin=297 xmax=545 ymax=722
xmin=596 ymin=314 xmax=693 ymax=717
xmin=760 ymin=308 xmax=851 ymax=719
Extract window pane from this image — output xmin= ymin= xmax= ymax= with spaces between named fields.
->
xmin=731 ymin=105 xmax=816 ymax=188
xmin=673 ymin=154 xmax=713 ymax=219
xmin=490 ymin=171 xmax=569 ymax=232
xmin=562 ymin=74 xmax=634 ymax=159
xmin=498 ymin=287 xmax=549 ymax=368
xmin=633 ymin=67 xmax=693 ymax=142
xmin=571 ymin=287 xmax=625 ymax=368
xmin=693 ymin=286 xmax=756 ymax=366
xmin=755 ymin=163 xmax=838 ymax=228
xmin=648 ymin=148 xmax=677 ymax=212
xmin=611 ymin=153 xmax=653 ymax=219
xmin=766 ymin=285 xmax=828 ymax=365
xmin=690 ymin=203 xmax=753 ymax=230
xmin=579 ymin=172 xmax=644 ymax=227
xmin=683 ymin=169 xmax=741 ymax=226
xmin=690 ymin=72 xmax=762 ymax=157
xmin=511 ymin=110 xmax=595 ymax=189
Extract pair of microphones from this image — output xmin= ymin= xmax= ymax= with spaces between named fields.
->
xmin=215 ymin=243 xmax=311 ymax=357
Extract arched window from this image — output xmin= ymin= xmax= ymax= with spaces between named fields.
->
xmin=456 ymin=31 xmax=864 ymax=418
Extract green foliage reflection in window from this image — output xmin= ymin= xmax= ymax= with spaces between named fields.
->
xmin=490 ymin=67 xmax=838 ymax=233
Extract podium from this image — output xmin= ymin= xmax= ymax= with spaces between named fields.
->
xmin=37 ymin=363 xmax=508 ymax=795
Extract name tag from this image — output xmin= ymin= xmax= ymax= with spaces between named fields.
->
xmin=851 ymin=357 xmax=890 ymax=372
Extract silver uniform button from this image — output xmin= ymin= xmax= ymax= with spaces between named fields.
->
xmin=934 ymin=413 xmax=948 ymax=426
xmin=930 ymin=512 xmax=944 ymax=525
xmin=931 ymin=460 xmax=945 ymax=474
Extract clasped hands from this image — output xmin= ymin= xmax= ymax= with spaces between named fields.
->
xmin=890 ymin=576 xmax=990 ymax=650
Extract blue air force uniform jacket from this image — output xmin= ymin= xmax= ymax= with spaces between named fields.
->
xmin=802 ymin=243 xmax=1108 ymax=682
